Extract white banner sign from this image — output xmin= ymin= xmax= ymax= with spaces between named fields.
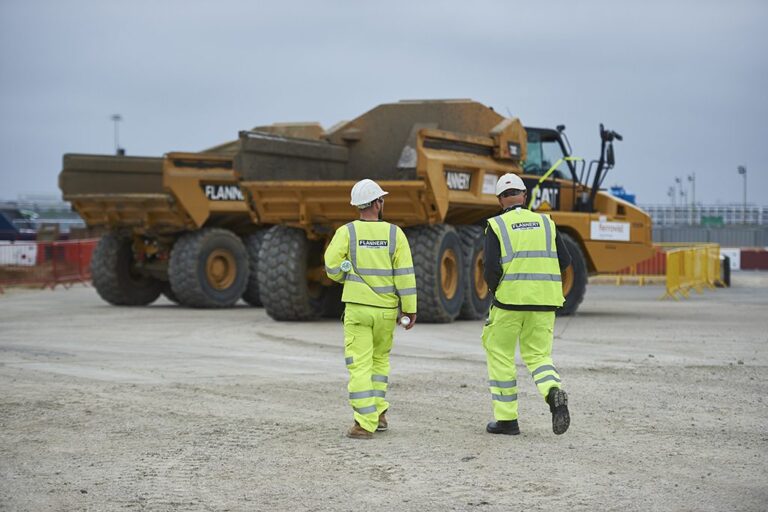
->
xmin=590 ymin=220 xmax=630 ymax=241
xmin=482 ymin=174 xmax=497 ymax=195
xmin=0 ymin=241 xmax=38 ymax=266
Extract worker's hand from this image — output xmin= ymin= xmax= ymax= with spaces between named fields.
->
xmin=402 ymin=313 xmax=416 ymax=330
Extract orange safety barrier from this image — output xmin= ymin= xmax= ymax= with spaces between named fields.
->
xmin=0 ymin=239 xmax=98 ymax=293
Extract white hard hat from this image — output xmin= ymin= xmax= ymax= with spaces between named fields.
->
xmin=495 ymin=173 xmax=526 ymax=196
xmin=350 ymin=179 xmax=389 ymax=207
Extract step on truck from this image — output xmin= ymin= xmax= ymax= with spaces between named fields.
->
xmin=59 ymin=99 xmax=654 ymax=321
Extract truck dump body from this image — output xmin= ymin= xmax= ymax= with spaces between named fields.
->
xmin=60 ymin=154 xmax=164 ymax=196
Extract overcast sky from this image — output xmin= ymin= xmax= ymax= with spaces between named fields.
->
xmin=1 ymin=0 xmax=765 ymax=205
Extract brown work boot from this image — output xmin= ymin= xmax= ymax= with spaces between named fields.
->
xmin=377 ymin=410 xmax=388 ymax=432
xmin=346 ymin=422 xmax=373 ymax=439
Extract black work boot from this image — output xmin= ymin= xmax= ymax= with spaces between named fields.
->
xmin=486 ymin=420 xmax=520 ymax=435
xmin=547 ymin=387 xmax=570 ymax=435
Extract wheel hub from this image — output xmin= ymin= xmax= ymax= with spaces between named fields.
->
xmin=206 ymin=249 xmax=236 ymax=290
xmin=473 ymin=251 xmax=488 ymax=299
xmin=562 ymin=266 xmax=574 ymax=297
xmin=440 ymin=249 xmax=459 ymax=300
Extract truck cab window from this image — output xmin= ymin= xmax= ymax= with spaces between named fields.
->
xmin=524 ymin=131 xmax=571 ymax=181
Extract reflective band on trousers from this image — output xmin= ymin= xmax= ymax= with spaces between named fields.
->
xmin=491 ymin=393 xmax=518 ymax=402
xmin=534 ymin=375 xmax=561 ymax=385
xmin=354 ymin=405 xmax=378 ymax=414
xmin=489 ymin=379 xmax=517 ymax=388
xmin=372 ymin=374 xmax=388 ymax=383
xmin=349 ymin=390 xmax=386 ymax=399
xmin=502 ymin=273 xmax=562 ymax=282
xmin=532 ymin=364 xmax=558 ymax=377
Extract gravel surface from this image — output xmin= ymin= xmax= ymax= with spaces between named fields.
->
xmin=1 ymin=273 xmax=767 ymax=511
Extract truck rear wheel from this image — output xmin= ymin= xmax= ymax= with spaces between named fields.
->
xmin=91 ymin=233 xmax=162 ymax=306
xmin=406 ymin=225 xmax=465 ymax=323
xmin=557 ymin=232 xmax=588 ymax=316
xmin=457 ymin=225 xmax=492 ymax=320
xmin=257 ymin=226 xmax=329 ymax=321
xmin=168 ymin=228 xmax=249 ymax=308
xmin=241 ymin=230 xmax=268 ymax=306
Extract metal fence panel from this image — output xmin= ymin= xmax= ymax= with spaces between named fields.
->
xmin=654 ymin=226 xmax=768 ymax=247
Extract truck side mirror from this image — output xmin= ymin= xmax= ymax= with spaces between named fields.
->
xmin=607 ymin=143 xmax=615 ymax=167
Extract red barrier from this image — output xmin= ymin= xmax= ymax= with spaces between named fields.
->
xmin=0 ymin=239 xmax=98 ymax=292
xmin=740 ymin=249 xmax=768 ymax=270
xmin=614 ymin=246 xmax=667 ymax=275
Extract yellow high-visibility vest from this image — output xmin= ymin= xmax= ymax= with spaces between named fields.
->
xmin=324 ymin=220 xmax=417 ymax=312
xmin=487 ymin=208 xmax=565 ymax=307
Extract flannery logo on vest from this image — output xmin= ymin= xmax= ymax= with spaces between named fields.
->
xmin=359 ymin=240 xmax=389 ymax=248
xmin=510 ymin=221 xmax=541 ymax=230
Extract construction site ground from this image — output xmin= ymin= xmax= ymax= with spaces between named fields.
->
xmin=1 ymin=273 xmax=766 ymax=512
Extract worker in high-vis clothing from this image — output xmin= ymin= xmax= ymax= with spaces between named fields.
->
xmin=482 ymin=173 xmax=571 ymax=436
xmin=324 ymin=179 xmax=417 ymax=440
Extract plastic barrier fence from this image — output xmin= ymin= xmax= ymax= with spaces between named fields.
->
xmin=661 ymin=243 xmax=722 ymax=300
xmin=0 ymin=239 xmax=97 ymax=292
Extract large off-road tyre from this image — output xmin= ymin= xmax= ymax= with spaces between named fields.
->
xmin=257 ymin=226 xmax=331 ymax=321
xmin=241 ymin=230 xmax=268 ymax=306
xmin=557 ymin=232 xmax=588 ymax=316
xmin=168 ymin=228 xmax=249 ymax=308
xmin=321 ymin=284 xmax=345 ymax=319
xmin=91 ymin=233 xmax=162 ymax=306
xmin=457 ymin=225 xmax=492 ymax=320
xmin=405 ymin=224 xmax=465 ymax=323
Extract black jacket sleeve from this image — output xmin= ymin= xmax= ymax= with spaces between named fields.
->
xmin=483 ymin=224 xmax=503 ymax=293
xmin=555 ymin=231 xmax=572 ymax=272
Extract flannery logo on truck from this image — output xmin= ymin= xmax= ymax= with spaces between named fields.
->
xmin=202 ymin=184 xmax=244 ymax=201
xmin=359 ymin=240 xmax=388 ymax=248
xmin=445 ymin=170 xmax=472 ymax=191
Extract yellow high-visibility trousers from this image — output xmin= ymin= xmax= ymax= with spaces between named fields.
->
xmin=481 ymin=307 xmax=563 ymax=420
xmin=343 ymin=303 xmax=397 ymax=432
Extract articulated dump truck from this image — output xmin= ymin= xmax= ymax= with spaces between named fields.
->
xmin=59 ymin=99 xmax=654 ymax=322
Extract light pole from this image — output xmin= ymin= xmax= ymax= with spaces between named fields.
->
xmin=737 ymin=165 xmax=747 ymax=223
xmin=667 ymin=186 xmax=675 ymax=225
xmin=111 ymin=114 xmax=122 ymax=155
xmin=687 ymin=173 xmax=696 ymax=224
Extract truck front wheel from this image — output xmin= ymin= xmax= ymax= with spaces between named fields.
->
xmin=457 ymin=225 xmax=492 ymax=320
xmin=257 ymin=225 xmax=330 ymax=321
xmin=91 ymin=233 xmax=162 ymax=306
xmin=405 ymin=224 xmax=465 ymax=323
xmin=557 ymin=232 xmax=588 ymax=316
xmin=241 ymin=229 xmax=268 ymax=307
xmin=168 ymin=228 xmax=249 ymax=308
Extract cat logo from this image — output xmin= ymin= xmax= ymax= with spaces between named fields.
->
xmin=202 ymin=184 xmax=244 ymax=201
